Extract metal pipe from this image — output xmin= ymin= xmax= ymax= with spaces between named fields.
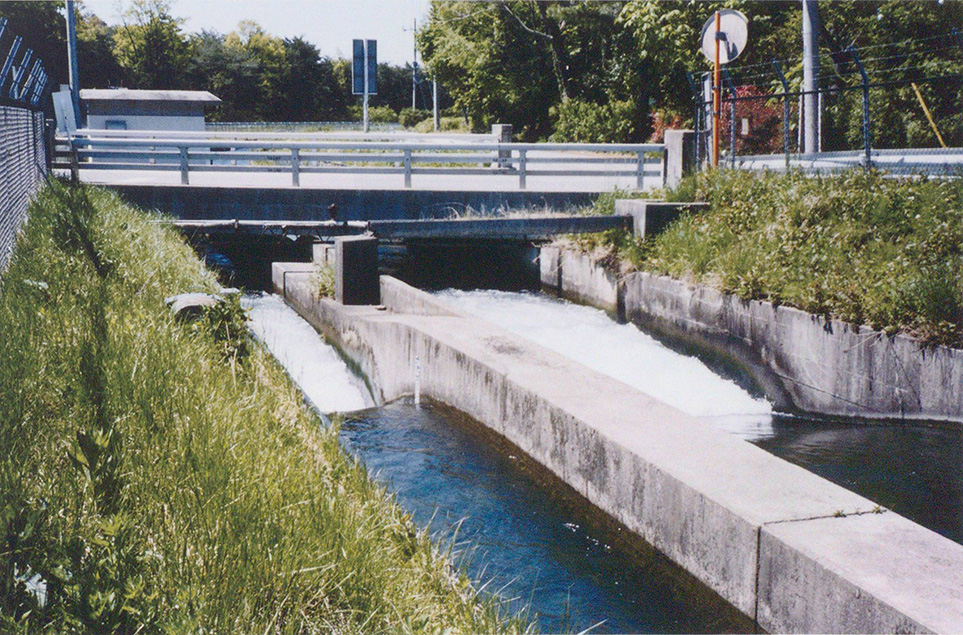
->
xmin=713 ymin=11 xmax=721 ymax=167
xmin=802 ymin=0 xmax=820 ymax=153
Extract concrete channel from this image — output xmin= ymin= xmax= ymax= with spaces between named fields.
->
xmin=272 ymin=260 xmax=963 ymax=633
xmin=540 ymin=246 xmax=963 ymax=420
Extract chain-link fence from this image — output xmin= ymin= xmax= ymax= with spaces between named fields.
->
xmin=0 ymin=104 xmax=47 ymax=271
xmin=688 ymin=29 xmax=963 ymax=175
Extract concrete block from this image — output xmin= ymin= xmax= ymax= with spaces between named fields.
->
xmin=312 ymin=241 xmax=335 ymax=266
xmin=492 ymin=123 xmax=513 ymax=169
xmin=335 ymin=236 xmax=380 ymax=305
xmin=758 ymin=512 xmax=963 ymax=633
xmin=270 ymin=261 xmax=318 ymax=297
xmin=664 ymin=129 xmax=698 ymax=189
xmin=614 ymin=199 xmax=709 ymax=239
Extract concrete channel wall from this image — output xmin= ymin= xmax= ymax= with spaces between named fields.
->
xmin=110 ymin=184 xmax=597 ymax=221
xmin=273 ymin=261 xmax=963 ymax=633
xmin=540 ymin=246 xmax=963 ymax=420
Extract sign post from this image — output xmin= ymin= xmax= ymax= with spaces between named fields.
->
xmin=700 ymin=10 xmax=748 ymax=168
xmin=352 ymin=39 xmax=377 ymax=133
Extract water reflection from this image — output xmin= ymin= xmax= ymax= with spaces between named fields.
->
xmin=342 ymin=400 xmax=754 ymax=634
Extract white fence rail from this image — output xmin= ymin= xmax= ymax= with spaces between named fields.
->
xmin=736 ymin=148 xmax=963 ymax=176
xmin=56 ymin=129 xmax=665 ymax=190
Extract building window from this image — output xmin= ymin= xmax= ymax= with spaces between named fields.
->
xmin=105 ymin=119 xmax=128 ymax=130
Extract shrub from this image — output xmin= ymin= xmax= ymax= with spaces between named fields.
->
xmin=399 ymin=107 xmax=432 ymax=128
xmin=347 ymin=104 xmax=398 ymax=123
xmin=550 ymin=99 xmax=644 ymax=143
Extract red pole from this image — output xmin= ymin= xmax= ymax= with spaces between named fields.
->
xmin=713 ymin=10 xmax=721 ymax=167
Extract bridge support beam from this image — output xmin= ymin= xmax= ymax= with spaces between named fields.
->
xmin=335 ymin=236 xmax=380 ymax=305
xmin=664 ymin=129 xmax=698 ymax=190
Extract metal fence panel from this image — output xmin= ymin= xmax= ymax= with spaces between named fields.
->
xmin=0 ymin=104 xmax=47 ymax=271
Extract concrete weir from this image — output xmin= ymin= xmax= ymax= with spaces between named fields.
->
xmin=273 ymin=262 xmax=963 ymax=633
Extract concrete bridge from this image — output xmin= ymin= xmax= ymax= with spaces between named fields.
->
xmin=56 ymin=128 xmax=696 ymax=224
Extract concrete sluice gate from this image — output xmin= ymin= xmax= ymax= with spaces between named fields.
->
xmin=263 ymin=250 xmax=963 ymax=633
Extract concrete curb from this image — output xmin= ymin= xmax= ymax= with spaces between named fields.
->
xmin=272 ymin=262 xmax=963 ymax=632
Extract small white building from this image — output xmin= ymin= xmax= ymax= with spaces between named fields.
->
xmin=81 ymin=89 xmax=221 ymax=131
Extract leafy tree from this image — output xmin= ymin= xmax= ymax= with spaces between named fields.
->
xmin=112 ymin=0 xmax=191 ymax=89
xmin=186 ymin=30 xmax=261 ymax=121
xmin=77 ymin=11 xmax=125 ymax=89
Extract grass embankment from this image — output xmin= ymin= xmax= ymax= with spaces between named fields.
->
xmin=581 ymin=169 xmax=962 ymax=347
xmin=0 ymin=182 xmax=525 ymax=633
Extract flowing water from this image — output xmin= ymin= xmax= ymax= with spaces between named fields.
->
xmin=244 ymin=292 xmax=752 ymax=633
xmin=245 ymin=288 xmax=962 ymax=632
xmin=436 ymin=289 xmax=963 ymax=545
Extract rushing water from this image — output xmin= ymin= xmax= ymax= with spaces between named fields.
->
xmin=436 ymin=289 xmax=774 ymax=439
xmin=436 ymin=289 xmax=963 ymax=545
xmin=244 ymin=293 xmax=373 ymax=412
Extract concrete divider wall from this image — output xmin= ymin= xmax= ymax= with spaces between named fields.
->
xmin=541 ymin=246 xmax=963 ymax=419
xmin=273 ymin=262 xmax=963 ymax=632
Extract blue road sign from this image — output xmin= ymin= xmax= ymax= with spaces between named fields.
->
xmin=352 ymin=39 xmax=377 ymax=95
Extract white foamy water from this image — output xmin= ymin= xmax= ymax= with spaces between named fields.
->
xmin=436 ymin=290 xmax=774 ymax=440
xmin=244 ymin=293 xmax=372 ymax=414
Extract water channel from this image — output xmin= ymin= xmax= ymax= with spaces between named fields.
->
xmin=244 ymin=288 xmax=962 ymax=632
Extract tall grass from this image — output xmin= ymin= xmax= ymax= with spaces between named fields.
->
xmin=580 ymin=169 xmax=963 ymax=347
xmin=0 ymin=181 xmax=527 ymax=633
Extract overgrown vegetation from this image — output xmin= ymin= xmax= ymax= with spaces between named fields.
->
xmin=0 ymin=181 xmax=525 ymax=633
xmin=579 ymin=170 xmax=963 ymax=347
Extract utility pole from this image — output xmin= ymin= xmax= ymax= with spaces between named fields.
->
xmin=409 ymin=19 xmax=417 ymax=109
xmin=802 ymin=0 xmax=820 ymax=154
xmin=65 ymin=0 xmax=81 ymax=124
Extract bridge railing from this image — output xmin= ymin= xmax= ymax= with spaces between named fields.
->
xmin=55 ymin=130 xmax=665 ymax=190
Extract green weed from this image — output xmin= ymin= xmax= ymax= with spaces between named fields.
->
xmin=0 ymin=181 xmax=527 ymax=633
xmin=577 ymin=169 xmax=963 ymax=346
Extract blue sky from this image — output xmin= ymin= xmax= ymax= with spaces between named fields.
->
xmin=80 ymin=0 xmax=433 ymax=65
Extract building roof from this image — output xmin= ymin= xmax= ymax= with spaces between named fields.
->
xmin=80 ymin=89 xmax=221 ymax=104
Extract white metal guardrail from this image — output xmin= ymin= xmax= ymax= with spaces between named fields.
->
xmin=736 ymin=148 xmax=963 ymax=176
xmin=56 ymin=129 xmax=665 ymax=190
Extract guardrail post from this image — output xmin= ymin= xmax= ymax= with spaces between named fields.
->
xmin=179 ymin=146 xmax=189 ymax=185
xmin=636 ymin=151 xmax=646 ymax=189
xmin=403 ymin=148 xmax=412 ymax=188
xmin=291 ymin=148 xmax=300 ymax=187
xmin=518 ymin=149 xmax=527 ymax=190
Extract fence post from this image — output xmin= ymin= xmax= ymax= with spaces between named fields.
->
xmin=69 ymin=141 xmax=79 ymax=184
xmin=848 ymin=46 xmax=872 ymax=167
xmin=722 ymin=69 xmax=737 ymax=168
xmin=291 ymin=147 xmax=300 ymax=187
xmin=772 ymin=60 xmax=791 ymax=170
xmin=179 ymin=146 xmax=189 ymax=185
xmin=518 ymin=149 xmax=527 ymax=190
xmin=403 ymin=148 xmax=412 ymax=188
xmin=685 ymin=71 xmax=703 ymax=167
